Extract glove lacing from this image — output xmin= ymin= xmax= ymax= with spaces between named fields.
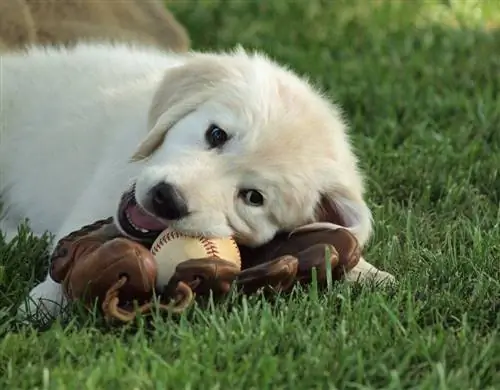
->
xmin=101 ymin=275 xmax=194 ymax=322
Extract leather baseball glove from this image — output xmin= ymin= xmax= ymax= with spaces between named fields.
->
xmin=236 ymin=226 xmax=361 ymax=294
xmin=49 ymin=220 xmax=361 ymax=323
xmin=49 ymin=219 xmax=240 ymax=322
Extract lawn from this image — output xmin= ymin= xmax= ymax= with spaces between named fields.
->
xmin=1 ymin=0 xmax=499 ymax=388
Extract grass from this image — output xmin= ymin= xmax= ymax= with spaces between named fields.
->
xmin=1 ymin=0 xmax=500 ymax=388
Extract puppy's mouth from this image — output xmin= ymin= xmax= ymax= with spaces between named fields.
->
xmin=117 ymin=186 xmax=167 ymax=241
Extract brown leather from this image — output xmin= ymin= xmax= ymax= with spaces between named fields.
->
xmin=236 ymin=255 xmax=299 ymax=294
xmin=167 ymin=257 xmax=244 ymax=297
xmin=295 ymin=243 xmax=340 ymax=284
xmin=237 ymin=228 xmax=361 ymax=292
xmin=240 ymin=227 xmax=360 ymax=273
xmin=50 ymin=217 xmax=117 ymax=283
xmin=50 ymin=218 xmax=198 ymax=322
xmin=48 ymin=219 xmax=242 ymax=321
xmin=48 ymin=217 xmax=362 ymax=322
xmin=62 ymin=237 xmax=158 ymax=305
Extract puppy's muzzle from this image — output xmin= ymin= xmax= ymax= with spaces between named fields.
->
xmin=150 ymin=182 xmax=189 ymax=220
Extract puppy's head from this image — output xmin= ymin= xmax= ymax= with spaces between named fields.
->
xmin=116 ymin=48 xmax=372 ymax=249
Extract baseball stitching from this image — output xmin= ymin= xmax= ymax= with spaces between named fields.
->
xmin=199 ymin=237 xmax=219 ymax=257
xmin=151 ymin=230 xmax=183 ymax=255
xmin=151 ymin=231 xmax=239 ymax=262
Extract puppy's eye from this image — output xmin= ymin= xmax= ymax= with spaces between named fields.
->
xmin=205 ymin=124 xmax=229 ymax=149
xmin=239 ymin=189 xmax=264 ymax=207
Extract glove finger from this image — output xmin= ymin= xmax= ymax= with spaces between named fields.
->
xmin=64 ymin=237 xmax=158 ymax=305
xmin=236 ymin=255 xmax=299 ymax=295
xmin=168 ymin=257 xmax=241 ymax=297
xmin=330 ymin=229 xmax=362 ymax=275
xmin=295 ymin=243 xmax=340 ymax=285
xmin=318 ymin=228 xmax=362 ymax=275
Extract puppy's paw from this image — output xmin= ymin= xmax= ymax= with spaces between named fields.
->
xmin=17 ymin=278 xmax=67 ymax=325
xmin=345 ymin=257 xmax=396 ymax=287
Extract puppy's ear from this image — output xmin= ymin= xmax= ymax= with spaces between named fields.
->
xmin=314 ymin=192 xmax=373 ymax=248
xmin=315 ymin=194 xmax=346 ymax=226
xmin=130 ymin=103 xmax=197 ymax=162
xmin=130 ymin=58 xmax=225 ymax=162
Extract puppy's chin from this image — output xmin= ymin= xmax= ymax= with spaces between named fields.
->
xmin=231 ymin=229 xmax=276 ymax=248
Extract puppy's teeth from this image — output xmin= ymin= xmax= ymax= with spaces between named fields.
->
xmin=124 ymin=212 xmax=149 ymax=234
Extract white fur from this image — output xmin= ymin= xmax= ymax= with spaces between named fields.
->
xmin=0 ymin=43 xmax=394 ymax=323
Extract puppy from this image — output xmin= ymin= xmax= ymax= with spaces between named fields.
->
xmin=0 ymin=43 xmax=394 ymax=322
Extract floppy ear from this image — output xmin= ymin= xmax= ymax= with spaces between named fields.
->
xmin=130 ymin=103 xmax=197 ymax=162
xmin=314 ymin=192 xmax=373 ymax=248
xmin=130 ymin=57 xmax=226 ymax=162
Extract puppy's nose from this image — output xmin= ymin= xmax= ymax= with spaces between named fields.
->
xmin=150 ymin=182 xmax=189 ymax=220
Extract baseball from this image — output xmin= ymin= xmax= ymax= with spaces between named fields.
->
xmin=150 ymin=228 xmax=241 ymax=287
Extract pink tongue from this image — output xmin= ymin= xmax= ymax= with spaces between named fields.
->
xmin=127 ymin=205 xmax=166 ymax=230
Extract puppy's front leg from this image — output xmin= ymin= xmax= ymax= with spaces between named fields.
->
xmin=345 ymin=256 xmax=396 ymax=286
xmin=17 ymin=273 xmax=67 ymax=324
xmin=17 ymin=189 xmax=117 ymax=324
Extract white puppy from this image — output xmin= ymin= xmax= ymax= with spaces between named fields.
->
xmin=0 ymin=42 xmax=394 ymax=322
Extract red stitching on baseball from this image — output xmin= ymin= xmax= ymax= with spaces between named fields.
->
xmin=199 ymin=237 xmax=219 ymax=257
xmin=151 ymin=232 xmax=240 ymax=264
xmin=151 ymin=231 xmax=183 ymax=255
